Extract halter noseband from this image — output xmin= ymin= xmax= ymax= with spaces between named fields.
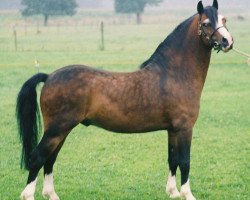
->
xmin=198 ymin=16 xmax=226 ymax=52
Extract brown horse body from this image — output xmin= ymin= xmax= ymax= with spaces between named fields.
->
xmin=42 ymin=14 xmax=210 ymax=134
xmin=17 ymin=1 xmax=233 ymax=200
xmin=42 ymin=64 xmax=199 ymax=134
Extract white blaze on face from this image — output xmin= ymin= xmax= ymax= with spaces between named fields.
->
xmin=203 ymin=18 xmax=210 ymax=23
xmin=217 ymin=14 xmax=233 ymax=47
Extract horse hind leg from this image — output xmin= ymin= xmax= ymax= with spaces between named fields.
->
xmin=42 ymin=139 xmax=66 ymax=200
xmin=20 ymin=123 xmax=74 ymax=200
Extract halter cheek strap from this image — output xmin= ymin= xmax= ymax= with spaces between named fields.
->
xmin=197 ymin=16 xmax=227 ymax=49
xmin=198 ymin=21 xmax=213 ymax=46
xmin=210 ymin=26 xmax=225 ymax=39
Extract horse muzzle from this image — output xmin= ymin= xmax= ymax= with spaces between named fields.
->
xmin=221 ymin=36 xmax=234 ymax=52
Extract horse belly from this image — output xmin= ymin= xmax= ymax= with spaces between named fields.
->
xmin=86 ymin=102 xmax=167 ymax=133
xmin=88 ymin=117 xmax=167 ymax=133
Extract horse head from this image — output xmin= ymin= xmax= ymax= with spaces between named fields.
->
xmin=197 ymin=0 xmax=233 ymax=52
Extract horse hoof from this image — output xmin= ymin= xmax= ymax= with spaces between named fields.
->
xmin=180 ymin=193 xmax=196 ymax=200
xmin=42 ymin=190 xmax=60 ymax=200
xmin=187 ymin=195 xmax=196 ymax=200
xmin=170 ymin=191 xmax=181 ymax=199
xmin=20 ymin=193 xmax=34 ymax=200
xmin=166 ymin=188 xmax=181 ymax=199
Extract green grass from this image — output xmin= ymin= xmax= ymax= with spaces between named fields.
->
xmin=0 ymin=9 xmax=249 ymax=200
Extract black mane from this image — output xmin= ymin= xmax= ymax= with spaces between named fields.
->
xmin=140 ymin=6 xmax=218 ymax=69
xmin=140 ymin=16 xmax=194 ymax=69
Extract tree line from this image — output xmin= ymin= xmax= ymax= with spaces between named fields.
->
xmin=21 ymin=0 xmax=163 ymax=26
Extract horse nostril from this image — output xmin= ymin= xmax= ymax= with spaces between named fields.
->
xmin=222 ymin=37 xmax=229 ymax=46
xmin=213 ymin=41 xmax=219 ymax=47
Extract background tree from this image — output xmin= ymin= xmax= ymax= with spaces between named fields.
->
xmin=21 ymin=0 xmax=77 ymax=26
xmin=115 ymin=0 xmax=163 ymax=24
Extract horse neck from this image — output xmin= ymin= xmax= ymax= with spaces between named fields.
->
xmin=153 ymin=15 xmax=212 ymax=89
xmin=178 ymin=15 xmax=212 ymax=84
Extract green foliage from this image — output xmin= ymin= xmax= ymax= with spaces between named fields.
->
xmin=115 ymin=0 xmax=163 ymax=14
xmin=21 ymin=0 xmax=77 ymax=25
xmin=21 ymin=0 xmax=77 ymax=16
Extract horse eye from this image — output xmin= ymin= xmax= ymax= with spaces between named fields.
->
xmin=203 ymin=22 xmax=211 ymax=27
xmin=223 ymin=18 xmax=227 ymax=23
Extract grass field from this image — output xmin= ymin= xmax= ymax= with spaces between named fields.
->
xmin=0 ymin=8 xmax=249 ymax=200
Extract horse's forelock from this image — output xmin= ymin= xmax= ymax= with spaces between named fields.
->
xmin=204 ymin=6 xmax=218 ymax=29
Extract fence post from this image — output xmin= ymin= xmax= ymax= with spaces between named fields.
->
xmin=37 ymin=21 xmax=40 ymax=34
xmin=57 ymin=23 xmax=60 ymax=34
xmin=13 ymin=27 xmax=17 ymax=51
xmin=24 ymin=24 xmax=27 ymax=36
xmin=100 ymin=21 xmax=105 ymax=51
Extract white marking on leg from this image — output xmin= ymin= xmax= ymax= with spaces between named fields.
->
xmin=166 ymin=171 xmax=180 ymax=199
xmin=42 ymin=173 xmax=60 ymax=200
xmin=180 ymin=179 xmax=196 ymax=200
xmin=20 ymin=178 xmax=37 ymax=200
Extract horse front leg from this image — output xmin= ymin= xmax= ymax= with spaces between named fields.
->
xmin=166 ymin=128 xmax=196 ymax=200
xmin=166 ymin=131 xmax=180 ymax=198
xmin=178 ymin=128 xmax=196 ymax=200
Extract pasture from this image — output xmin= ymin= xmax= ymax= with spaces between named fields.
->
xmin=0 ymin=7 xmax=249 ymax=200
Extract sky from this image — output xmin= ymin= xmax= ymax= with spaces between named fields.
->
xmin=0 ymin=0 xmax=249 ymax=10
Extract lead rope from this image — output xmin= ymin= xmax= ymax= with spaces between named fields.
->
xmin=232 ymin=48 xmax=250 ymax=65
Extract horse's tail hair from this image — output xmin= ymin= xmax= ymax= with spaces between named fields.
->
xmin=16 ymin=73 xmax=48 ymax=170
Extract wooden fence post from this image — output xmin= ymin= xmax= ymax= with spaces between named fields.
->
xmin=100 ymin=21 xmax=105 ymax=51
xmin=37 ymin=21 xmax=40 ymax=34
xmin=13 ymin=27 xmax=17 ymax=51
xmin=57 ymin=23 xmax=60 ymax=34
xmin=24 ymin=24 xmax=27 ymax=36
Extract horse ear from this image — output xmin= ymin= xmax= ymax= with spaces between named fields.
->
xmin=212 ymin=0 xmax=218 ymax=10
xmin=197 ymin=1 xmax=204 ymax=15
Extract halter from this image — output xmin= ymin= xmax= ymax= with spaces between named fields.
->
xmin=198 ymin=15 xmax=226 ymax=52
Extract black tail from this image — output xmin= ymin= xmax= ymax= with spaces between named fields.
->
xmin=16 ymin=73 xmax=48 ymax=170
